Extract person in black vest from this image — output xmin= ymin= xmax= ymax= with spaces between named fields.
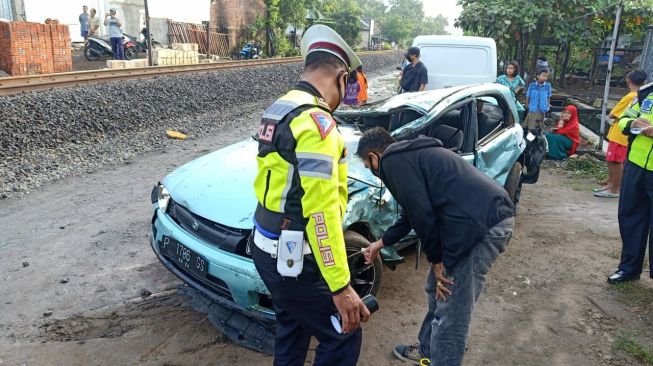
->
xmin=358 ymin=127 xmax=515 ymax=366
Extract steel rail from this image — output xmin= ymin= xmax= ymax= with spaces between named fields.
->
xmin=0 ymin=51 xmax=392 ymax=96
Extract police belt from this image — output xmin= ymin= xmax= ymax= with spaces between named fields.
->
xmin=253 ymin=229 xmax=312 ymax=257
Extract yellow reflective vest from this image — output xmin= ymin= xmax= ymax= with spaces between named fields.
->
xmin=253 ymin=83 xmax=350 ymax=293
xmin=618 ymin=86 xmax=653 ymax=170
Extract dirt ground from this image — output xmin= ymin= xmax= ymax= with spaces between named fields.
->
xmin=2 ymin=90 xmax=653 ymax=365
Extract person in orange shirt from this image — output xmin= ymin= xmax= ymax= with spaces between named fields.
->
xmin=594 ymin=70 xmax=648 ymax=198
xmin=356 ymin=65 xmax=368 ymax=105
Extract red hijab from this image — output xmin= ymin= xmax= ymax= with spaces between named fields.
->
xmin=555 ymin=105 xmax=580 ymax=155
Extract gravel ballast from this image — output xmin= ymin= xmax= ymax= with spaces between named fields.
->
xmin=0 ymin=52 xmax=401 ymax=197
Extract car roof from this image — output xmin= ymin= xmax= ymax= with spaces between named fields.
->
xmin=359 ymin=83 xmax=513 ymax=114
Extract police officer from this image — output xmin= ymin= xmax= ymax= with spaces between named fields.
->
xmin=609 ymin=72 xmax=653 ymax=284
xmin=250 ymin=25 xmax=371 ymax=365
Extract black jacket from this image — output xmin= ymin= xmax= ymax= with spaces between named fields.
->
xmin=380 ymin=136 xmax=515 ymax=268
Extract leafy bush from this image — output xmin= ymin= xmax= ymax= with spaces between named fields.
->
xmin=275 ymin=36 xmax=300 ymax=57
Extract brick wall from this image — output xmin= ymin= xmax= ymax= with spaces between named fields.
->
xmin=0 ymin=21 xmax=73 ymax=76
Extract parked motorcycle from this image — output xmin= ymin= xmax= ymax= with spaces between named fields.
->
xmin=125 ymin=28 xmax=163 ymax=56
xmin=239 ymin=42 xmax=262 ymax=60
xmin=84 ymin=36 xmax=137 ymax=61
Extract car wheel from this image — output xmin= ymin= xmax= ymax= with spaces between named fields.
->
xmin=505 ymin=161 xmax=522 ymax=205
xmin=344 ymin=231 xmax=382 ymax=297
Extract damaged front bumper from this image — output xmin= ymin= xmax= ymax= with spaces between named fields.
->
xmin=150 ymin=208 xmax=275 ymax=354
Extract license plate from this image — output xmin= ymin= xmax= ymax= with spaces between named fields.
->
xmin=161 ymin=236 xmax=208 ymax=279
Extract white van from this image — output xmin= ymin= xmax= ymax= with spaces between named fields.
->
xmin=411 ymin=35 xmax=497 ymax=90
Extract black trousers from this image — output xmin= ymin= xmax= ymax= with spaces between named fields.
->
xmin=618 ymin=162 xmax=653 ymax=277
xmin=251 ymin=243 xmax=362 ymax=366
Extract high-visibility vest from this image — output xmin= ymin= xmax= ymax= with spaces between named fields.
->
xmin=619 ymin=85 xmax=653 ymax=170
xmin=253 ymin=88 xmax=350 ymax=293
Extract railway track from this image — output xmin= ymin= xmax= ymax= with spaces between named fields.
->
xmin=0 ymin=51 xmax=390 ymax=96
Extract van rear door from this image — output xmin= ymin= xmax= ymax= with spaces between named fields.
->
xmin=416 ymin=39 xmax=496 ymax=90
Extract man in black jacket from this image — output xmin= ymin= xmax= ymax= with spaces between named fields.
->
xmin=358 ymin=128 xmax=515 ymax=366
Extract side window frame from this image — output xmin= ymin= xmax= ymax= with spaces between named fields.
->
xmin=475 ymin=92 xmax=514 ymax=147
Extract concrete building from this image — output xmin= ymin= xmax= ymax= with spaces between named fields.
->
xmin=358 ymin=18 xmax=375 ymax=50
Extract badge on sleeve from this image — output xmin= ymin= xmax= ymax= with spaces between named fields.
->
xmin=641 ymin=99 xmax=653 ymax=114
xmin=310 ymin=111 xmax=335 ymax=140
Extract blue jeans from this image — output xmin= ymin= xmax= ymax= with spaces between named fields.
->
xmin=110 ymin=37 xmax=124 ymax=60
xmin=418 ymin=217 xmax=514 ymax=365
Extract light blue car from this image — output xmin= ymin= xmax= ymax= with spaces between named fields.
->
xmin=149 ymin=83 xmax=531 ymax=353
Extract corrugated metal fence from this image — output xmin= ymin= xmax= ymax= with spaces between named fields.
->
xmin=168 ymin=21 xmax=230 ymax=57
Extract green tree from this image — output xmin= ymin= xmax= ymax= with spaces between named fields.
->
xmin=456 ymin=0 xmax=653 ymax=83
xmin=321 ymin=0 xmax=364 ymax=46
xmin=417 ymin=15 xmax=449 ymax=36
xmin=379 ymin=0 xmax=425 ymax=45
xmin=356 ymin=0 xmax=386 ymax=19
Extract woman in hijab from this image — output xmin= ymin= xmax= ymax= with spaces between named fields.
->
xmin=545 ymin=105 xmax=580 ymax=159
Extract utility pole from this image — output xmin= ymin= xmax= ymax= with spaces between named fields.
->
xmin=144 ymin=0 xmax=154 ymax=66
xmin=206 ymin=22 xmax=211 ymax=58
xmin=598 ymin=1 xmax=623 ymax=151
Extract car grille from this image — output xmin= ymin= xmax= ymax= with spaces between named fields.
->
xmin=168 ymin=199 xmax=251 ymax=255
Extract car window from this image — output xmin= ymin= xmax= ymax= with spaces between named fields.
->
xmin=476 ymin=96 xmax=506 ymax=142
xmin=397 ymin=100 xmax=474 ymax=153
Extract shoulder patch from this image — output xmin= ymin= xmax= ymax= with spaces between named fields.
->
xmin=641 ymin=99 xmax=653 ymax=114
xmin=310 ymin=111 xmax=335 ymax=140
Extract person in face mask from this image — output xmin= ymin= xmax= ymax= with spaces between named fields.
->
xmin=250 ymin=24 xmax=371 ymax=366
xmin=400 ymin=46 xmax=428 ymax=92
xmin=357 ymin=127 xmax=515 ymax=366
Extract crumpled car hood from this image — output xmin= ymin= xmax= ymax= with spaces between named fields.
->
xmin=163 ymin=125 xmax=373 ymax=230
xmin=163 ymin=139 xmax=259 ymax=229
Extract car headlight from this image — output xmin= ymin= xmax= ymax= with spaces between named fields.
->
xmin=158 ymin=185 xmax=171 ymax=211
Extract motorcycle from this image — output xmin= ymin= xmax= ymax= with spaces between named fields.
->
xmin=239 ymin=42 xmax=262 ymax=60
xmin=125 ymin=28 xmax=163 ymax=56
xmin=84 ymin=36 xmax=137 ymax=61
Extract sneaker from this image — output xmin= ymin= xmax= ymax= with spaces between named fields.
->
xmin=593 ymin=190 xmax=619 ymax=198
xmin=393 ymin=343 xmax=429 ymax=365
xmin=592 ymin=186 xmax=609 ymax=192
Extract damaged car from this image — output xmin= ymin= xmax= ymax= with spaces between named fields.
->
xmin=149 ymin=83 xmax=536 ymax=354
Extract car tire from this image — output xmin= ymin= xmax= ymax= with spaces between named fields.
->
xmin=344 ymin=230 xmax=382 ymax=297
xmin=505 ymin=161 xmax=522 ymax=205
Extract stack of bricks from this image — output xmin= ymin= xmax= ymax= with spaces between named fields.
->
xmin=153 ymin=43 xmax=199 ymax=66
xmin=0 ymin=21 xmax=73 ymax=76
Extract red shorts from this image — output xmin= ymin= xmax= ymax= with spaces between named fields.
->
xmin=606 ymin=141 xmax=627 ymax=163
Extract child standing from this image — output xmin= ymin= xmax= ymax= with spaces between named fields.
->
xmin=594 ymin=69 xmax=648 ymax=198
xmin=343 ymin=69 xmax=360 ymax=106
xmin=525 ymin=69 xmax=552 ymax=133
xmin=356 ymin=65 xmax=369 ymax=105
